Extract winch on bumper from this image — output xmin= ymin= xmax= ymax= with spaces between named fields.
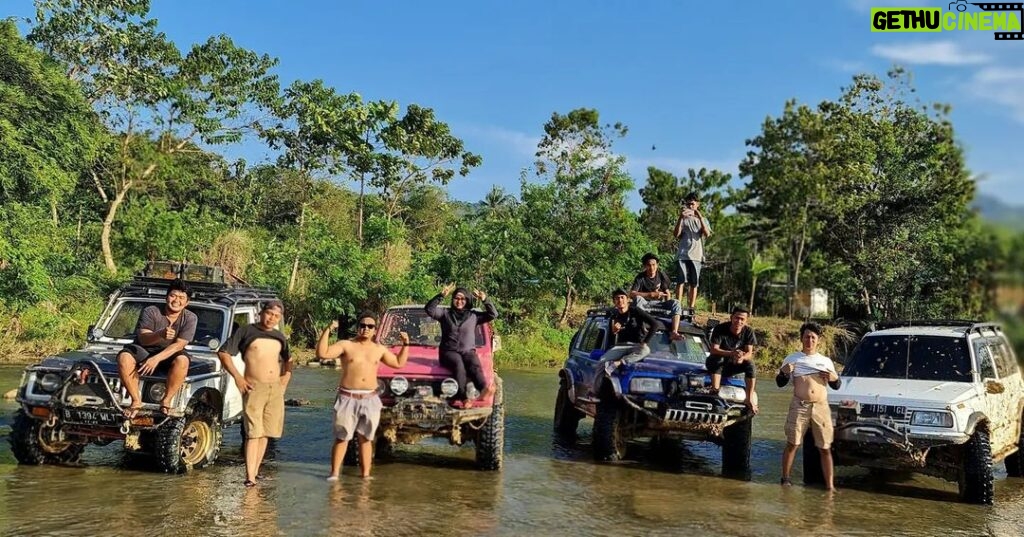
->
xmin=832 ymin=419 xmax=971 ymax=469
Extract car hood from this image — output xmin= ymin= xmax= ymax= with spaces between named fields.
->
xmin=626 ymin=356 xmax=705 ymax=376
xmin=376 ymin=346 xmax=494 ymax=380
xmin=830 ymin=377 xmax=979 ymax=406
xmin=35 ymin=346 xmax=218 ymax=377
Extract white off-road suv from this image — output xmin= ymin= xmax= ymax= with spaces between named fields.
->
xmin=823 ymin=320 xmax=1024 ymax=504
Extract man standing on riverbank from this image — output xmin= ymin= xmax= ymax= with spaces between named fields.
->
xmin=217 ymin=299 xmax=292 ymax=488
xmin=318 ymin=314 xmax=409 ymax=480
xmin=776 ymin=322 xmax=841 ymax=490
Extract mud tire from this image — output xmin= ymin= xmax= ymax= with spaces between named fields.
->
xmin=593 ymin=399 xmax=627 ymax=462
xmin=553 ymin=376 xmax=583 ymax=440
xmin=721 ymin=417 xmax=753 ymax=477
xmin=1004 ymin=413 xmax=1024 ymax=478
xmin=9 ymin=410 xmax=85 ymax=465
xmin=958 ymin=427 xmax=994 ymax=505
xmin=802 ymin=429 xmax=825 ymax=486
xmin=475 ymin=400 xmax=505 ymax=471
xmin=156 ymin=404 xmax=222 ymax=474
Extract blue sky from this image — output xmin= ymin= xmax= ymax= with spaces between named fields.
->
xmin=7 ymin=0 xmax=1024 ymax=208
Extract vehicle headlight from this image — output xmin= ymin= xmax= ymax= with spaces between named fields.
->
xmin=389 ymin=377 xmax=409 ymax=396
xmin=630 ymin=377 xmax=663 ymax=394
xmin=440 ymin=378 xmax=459 ymax=397
xmin=39 ymin=373 xmax=62 ymax=393
xmin=466 ymin=383 xmax=480 ymax=399
xmin=910 ymin=411 xmax=953 ymax=428
xmin=718 ymin=385 xmax=746 ymax=402
xmin=147 ymin=382 xmax=167 ymax=402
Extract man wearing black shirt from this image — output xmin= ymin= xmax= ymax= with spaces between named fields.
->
xmin=629 ymin=252 xmax=684 ymax=339
xmin=597 ymin=289 xmax=663 ymax=375
xmin=708 ymin=307 xmax=758 ymax=414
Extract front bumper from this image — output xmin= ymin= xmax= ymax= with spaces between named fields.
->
xmin=381 ymin=396 xmax=492 ymax=433
xmin=623 ymin=394 xmax=749 ymax=436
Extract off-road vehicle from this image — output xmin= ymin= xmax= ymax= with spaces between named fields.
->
xmin=826 ymin=320 xmax=1024 ymax=504
xmin=554 ymin=307 xmax=755 ymax=475
xmin=352 ymin=305 xmax=504 ymax=470
xmin=8 ymin=262 xmax=279 ymax=473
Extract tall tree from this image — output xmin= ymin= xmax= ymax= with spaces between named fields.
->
xmin=29 ymin=0 xmax=279 ymax=273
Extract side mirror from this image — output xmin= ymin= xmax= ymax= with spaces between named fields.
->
xmin=985 ymin=380 xmax=1005 ymax=394
xmin=492 ymin=334 xmax=502 ymax=353
xmin=86 ymin=325 xmax=104 ymax=341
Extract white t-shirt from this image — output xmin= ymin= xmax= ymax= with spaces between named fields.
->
xmin=781 ymin=351 xmax=838 ymax=378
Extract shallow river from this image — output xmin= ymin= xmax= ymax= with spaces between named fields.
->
xmin=0 ymin=366 xmax=1022 ymax=536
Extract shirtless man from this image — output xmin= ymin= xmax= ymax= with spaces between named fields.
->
xmin=116 ymin=278 xmax=196 ymax=418
xmin=217 ymin=299 xmax=292 ymax=488
xmin=317 ymin=313 xmax=409 ymax=480
xmin=776 ymin=322 xmax=841 ymax=490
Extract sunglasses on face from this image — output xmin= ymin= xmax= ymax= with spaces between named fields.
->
xmin=357 ymin=323 xmax=376 ymax=329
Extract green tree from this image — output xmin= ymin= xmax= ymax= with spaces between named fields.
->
xmin=0 ymin=20 xmax=103 ymax=223
xmin=29 ymin=0 xmax=279 ymax=274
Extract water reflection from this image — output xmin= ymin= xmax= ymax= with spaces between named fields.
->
xmin=0 ymin=366 xmax=1022 ymax=537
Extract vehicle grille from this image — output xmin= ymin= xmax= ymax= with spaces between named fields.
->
xmin=665 ymin=409 xmax=726 ymax=424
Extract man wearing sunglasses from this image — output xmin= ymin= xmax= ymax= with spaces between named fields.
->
xmin=317 ymin=313 xmax=409 ymax=480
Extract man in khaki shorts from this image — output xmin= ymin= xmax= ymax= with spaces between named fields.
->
xmin=776 ymin=322 xmax=841 ymax=490
xmin=317 ymin=312 xmax=409 ymax=480
xmin=218 ymin=299 xmax=291 ymax=487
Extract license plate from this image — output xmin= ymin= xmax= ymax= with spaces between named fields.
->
xmin=415 ymin=385 xmax=433 ymax=398
xmin=860 ymin=404 xmax=906 ymax=419
xmin=62 ymin=408 xmax=121 ymax=425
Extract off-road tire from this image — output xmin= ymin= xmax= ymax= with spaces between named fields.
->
xmin=375 ymin=436 xmax=395 ymax=460
xmin=802 ymin=429 xmax=825 ymax=486
xmin=958 ymin=427 xmax=994 ymax=505
xmin=156 ymin=404 xmax=222 ymax=474
xmin=593 ymin=399 xmax=627 ymax=462
xmin=9 ymin=410 xmax=85 ymax=465
xmin=553 ymin=376 xmax=583 ymax=440
xmin=721 ymin=417 xmax=753 ymax=477
xmin=475 ymin=401 xmax=505 ymax=471
xmin=1004 ymin=413 xmax=1024 ymax=478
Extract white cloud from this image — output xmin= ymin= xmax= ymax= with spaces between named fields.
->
xmin=870 ymin=41 xmax=991 ymax=65
xmin=455 ymin=124 xmax=540 ymax=158
xmin=964 ymin=66 xmax=1024 ymax=122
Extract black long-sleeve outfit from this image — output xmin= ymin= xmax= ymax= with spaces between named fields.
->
xmin=425 ymin=291 xmax=498 ymax=399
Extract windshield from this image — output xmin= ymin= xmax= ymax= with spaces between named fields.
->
xmin=842 ymin=334 xmax=972 ymax=382
xmin=647 ymin=331 xmax=709 ymax=364
xmin=103 ymin=300 xmax=226 ymax=347
xmin=379 ymin=309 xmax=485 ymax=348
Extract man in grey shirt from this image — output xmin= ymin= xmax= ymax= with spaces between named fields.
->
xmin=116 ymin=278 xmax=197 ymax=417
xmin=674 ymin=192 xmax=711 ymax=310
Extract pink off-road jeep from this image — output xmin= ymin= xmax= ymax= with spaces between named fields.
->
xmin=369 ymin=305 xmax=505 ymax=470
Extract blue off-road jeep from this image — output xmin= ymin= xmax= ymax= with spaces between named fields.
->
xmin=553 ymin=307 xmax=754 ymax=475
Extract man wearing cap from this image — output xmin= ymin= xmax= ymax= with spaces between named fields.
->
xmin=217 ymin=299 xmax=292 ymax=488
xmin=629 ymin=252 xmax=685 ymax=339
xmin=595 ymin=289 xmax=663 ymax=380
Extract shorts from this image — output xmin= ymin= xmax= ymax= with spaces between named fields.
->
xmin=784 ymin=397 xmax=833 ymax=449
xmin=677 ymin=259 xmax=701 ymax=286
xmin=120 ymin=344 xmax=191 ymax=375
xmin=243 ymin=381 xmax=286 ymax=439
xmin=705 ymin=354 xmax=757 ymax=378
xmin=333 ymin=391 xmax=383 ymax=441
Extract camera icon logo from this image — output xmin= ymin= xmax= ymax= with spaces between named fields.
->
xmin=949 ymin=0 xmax=969 ymax=12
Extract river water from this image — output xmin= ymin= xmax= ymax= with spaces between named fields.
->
xmin=0 ymin=366 xmax=1021 ymax=536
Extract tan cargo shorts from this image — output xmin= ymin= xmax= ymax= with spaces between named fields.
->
xmin=243 ymin=381 xmax=286 ymax=439
xmin=784 ymin=397 xmax=833 ymax=449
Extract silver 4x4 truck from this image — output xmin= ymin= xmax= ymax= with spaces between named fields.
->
xmin=8 ymin=262 xmax=279 ymax=473
xmin=820 ymin=320 xmax=1024 ymax=504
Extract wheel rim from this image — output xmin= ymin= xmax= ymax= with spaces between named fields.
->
xmin=179 ymin=419 xmax=213 ymax=466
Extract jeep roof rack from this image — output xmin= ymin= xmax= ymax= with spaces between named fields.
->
xmin=873 ymin=319 xmax=1003 ymax=336
xmin=122 ymin=277 xmax=279 ymax=307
